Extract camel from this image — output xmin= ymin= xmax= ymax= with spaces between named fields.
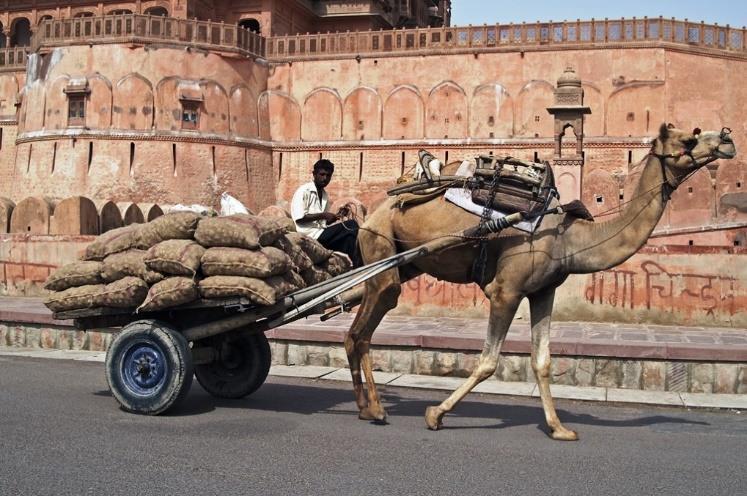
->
xmin=343 ymin=124 xmax=736 ymax=440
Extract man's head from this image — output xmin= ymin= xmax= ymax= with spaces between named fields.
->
xmin=313 ymin=159 xmax=335 ymax=189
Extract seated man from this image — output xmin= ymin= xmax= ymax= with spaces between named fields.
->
xmin=291 ymin=159 xmax=362 ymax=267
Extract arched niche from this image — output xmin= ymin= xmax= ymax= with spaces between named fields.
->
xmin=113 ymin=73 xmax=154 ymax=130
xmin=154 ymin=77 xmax=181 ymax=131
xmin=669 ymin=167 xmax=714 ymax=227
xmin=229 ymin=84 xmax=258 ymax=139
xmin=555 ymin=171 xmax=579 ymax=205
xmin=45 ymin=76 xmax=70 ymax=130
xmin=119 ymin=202 xmax=145 ymax=225
xmin=144 ymin=203 xmax=164 ymax=221
xmin=382 ymin=85 xmax=423 ymax=140
xmin=239 ymin=18 xmax=261 ymax=34
xmin=10 ymin=18 xmax=31 ymax=47
xmin=581 ymin=168 xmax=620 ymax=219
xmin=199 ymin=80 xmax=230 ymax=135
xmin=10 ymin=196 xmax=54 ymax=234
xmin=426 ymin=81 xmax=467 ymax=139
xmin=0 ymin=197 xmax=15 ymax=233
xmin=515 ymin=80 xmax=555 ymax=138
xmin=0 ymin=74 xmax=19 ymax=118
xmin=342 ymin=87 xmax=381 ymax=141
xmin=98 ymin=200 xmax=124 ymax=233
xmin=470 ymin=84 xmax=513 ymax=139
xmin=50 ymin=196 xmax=99 ymax=235
xmin=0 ymin=22 xmax=6 ymax=48
xmin=87 ymin=74 xmax=113 ymax=129
xmin=302 ymin=88 xmax=342 ymax=141
xmin=715 ymin=160 xmax=747 ymax=221
xmin=144 ymin=6 xmax=169 ymax=17
xmin=606 ymin=83 xmax=666 ymax=137
xmin=258 ymin=91 xmax=301 ymax=141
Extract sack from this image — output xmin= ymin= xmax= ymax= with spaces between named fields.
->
xmin=101 ymin=250 xmax=164 ymax=284
xmin=301 ymin=265 xmax=331 ymax=286
xmin=220 ymin=192 xmax=251 ymax=216
xmin=201 ymin=246 xmax=291 ymax=278
xmin=286 ymin=232 xmax=332 ymax=264
xmin=320 ymin=252 xmax=353 ymax=277
xmin=194 ymin=214 xmax=285 ymax=250
xmin=266 ymin=270 xmax=305 ymax=297
xmin=97 ymin=277 xmax=148 ymax=308
xmin=137 ymin=277 xmax=198 ymax=312
xmin=44 ymin=261 xmax=103 ymax=291
xmin=273 ymin=235 xmax=313 ymax=271
xmin=258 ymin=205 xmax=296 ymax=233
xmin=199 ymin=275 xmax=277 ymax=306
xmin=137 ymin=212 xmax=201 ymax=249
xmin=44 ymin=284 xmax=105 ymax=312
xmin=83 ymin=224 xmax=141 ymax=261
xmin=145 ymin=239 xmax=205 ymax=276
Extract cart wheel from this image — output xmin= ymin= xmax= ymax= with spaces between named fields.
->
xmin=105 ymin=320 xmax=194 ymax=415
xmin=194 ymin=331 xmax=271 ymax=399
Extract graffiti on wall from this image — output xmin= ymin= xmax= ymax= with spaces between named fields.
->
xmin=584 ymin=260 xmax=739 ymax=317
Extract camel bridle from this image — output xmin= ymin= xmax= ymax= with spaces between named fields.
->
xmin=650 ymin=127 xmax=732 ymax=199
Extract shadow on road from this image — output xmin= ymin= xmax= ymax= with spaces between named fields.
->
xmin=163 ymin=380 xmax=709 ymax=431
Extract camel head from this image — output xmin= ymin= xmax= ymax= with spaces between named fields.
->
xmin=651 ymin=124 xmax=737 ymax=188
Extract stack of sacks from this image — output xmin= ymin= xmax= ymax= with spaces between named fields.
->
xmin=43 ymin=210 xmax=355 ymax=315
xmin=44 ymin=212 xmax=201 ymax=313
xmin=195 ymin=213 xmax=303 ymax=306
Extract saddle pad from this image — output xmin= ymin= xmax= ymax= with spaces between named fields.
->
xmin=444 ymin=160 xmax=541 ymax=233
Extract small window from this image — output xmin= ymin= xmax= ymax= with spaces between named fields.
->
xmin=68 ymin=95 xmax=86 ymax=126
xmin=534 ymin=115 xmax=540 ymax=122
xmin=181 ymin=102 xmax=199 ymax=130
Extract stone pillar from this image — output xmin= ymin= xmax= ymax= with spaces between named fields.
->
xmin=546 ymin=67 xmax=591 ymax=201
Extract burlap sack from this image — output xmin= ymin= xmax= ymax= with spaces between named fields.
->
xmin=44 ymin=261 xmax=103 ymax=291
xmin=273 ymin=235 xmax=313 ymax=271
xmin=137 ymin=211 xmax=202 ymax=249
xmin=258 ymin=205 xmax=296 ymax=233
xmin=199 ymin=276 xmax=277 ymax=306
xmin=201 ymin=246 xmax=291 ymax=278
xmin=83 ymin=224 xmax=141 ymax=261
xmin=321 ymin=252 xmax=353 ymax=276
xmin=97 ymin=277 xmax=148 ymax=308
xmin=266 ymin=270 xmax=305 ymax=297
xmin=287 ymin=232 xmax=332 ymax=264
xmin=301 ymin=265 xmax=331 ymax=286
xmin=101 ymin=250 xmax=164 ymax=284
xmin=44 ymin=284 xmax=105 ymax=312
xmin=144 ymin=240 xmax=205 ymax=276
xmin=194 ymin=214 xmax=286 ymax=249
xmin=137 ymin=277 xmax=198 ymax=313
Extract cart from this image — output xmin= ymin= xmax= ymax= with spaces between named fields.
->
xmin=54 ymin=243 xmax=443 ymax=415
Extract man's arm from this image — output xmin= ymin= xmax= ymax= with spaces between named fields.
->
xmin=298 ymin=211 xmax=338 ymax=223
xmin=291 ymin=187 xmax=337 ymax=224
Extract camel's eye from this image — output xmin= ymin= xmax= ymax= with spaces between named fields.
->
xmin=683 ymin=138 xmax=698 ymax=149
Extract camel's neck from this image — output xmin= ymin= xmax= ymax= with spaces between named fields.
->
xmin=563 ymin=155 xmax=667 ymax=273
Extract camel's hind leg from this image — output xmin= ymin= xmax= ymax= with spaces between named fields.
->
xmin=529 ymin=287 xmax=578 ymax=441
xmin=425 ymin=283 xmax=522 ymax=430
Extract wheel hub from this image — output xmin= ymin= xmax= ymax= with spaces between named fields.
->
xmin=122 ymin=344 xmax=168 ymax=395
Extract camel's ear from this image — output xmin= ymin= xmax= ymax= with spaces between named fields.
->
xmin=659 ymin=123 xmax=670 ymax=140
xmin=667 ymin=123 xmax=676 ymax=129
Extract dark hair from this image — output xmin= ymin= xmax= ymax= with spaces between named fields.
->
xmin=313 ymin=159 xmax=335 ymax=174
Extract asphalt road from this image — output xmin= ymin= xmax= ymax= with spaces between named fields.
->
xmin=0 ymin=355 xmax=745 ymax=496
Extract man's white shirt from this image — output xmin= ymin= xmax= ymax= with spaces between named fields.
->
xmin=291 ymin=181 xmax=329 ymax=239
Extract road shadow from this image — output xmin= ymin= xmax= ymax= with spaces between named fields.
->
xmin=172 ymin=380 xmax=709 ymax=431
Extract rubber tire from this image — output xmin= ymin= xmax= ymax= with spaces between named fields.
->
xmin=194 ymin=331 xmax=271 ymax=399
xmin=105 ymin=320 xmax=194 ymax=415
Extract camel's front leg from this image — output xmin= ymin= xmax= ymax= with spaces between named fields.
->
xmin=425 ymin=287 xmax=522 ymax=430
xmin=529 ymin=288 xmax=578 ymax=441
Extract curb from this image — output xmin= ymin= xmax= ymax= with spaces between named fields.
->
xmin=2 ymin=348 xmax=745 ymax=411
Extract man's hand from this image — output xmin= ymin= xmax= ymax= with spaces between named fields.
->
xmin=321 ymin=212 xmax=339 ymax=223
